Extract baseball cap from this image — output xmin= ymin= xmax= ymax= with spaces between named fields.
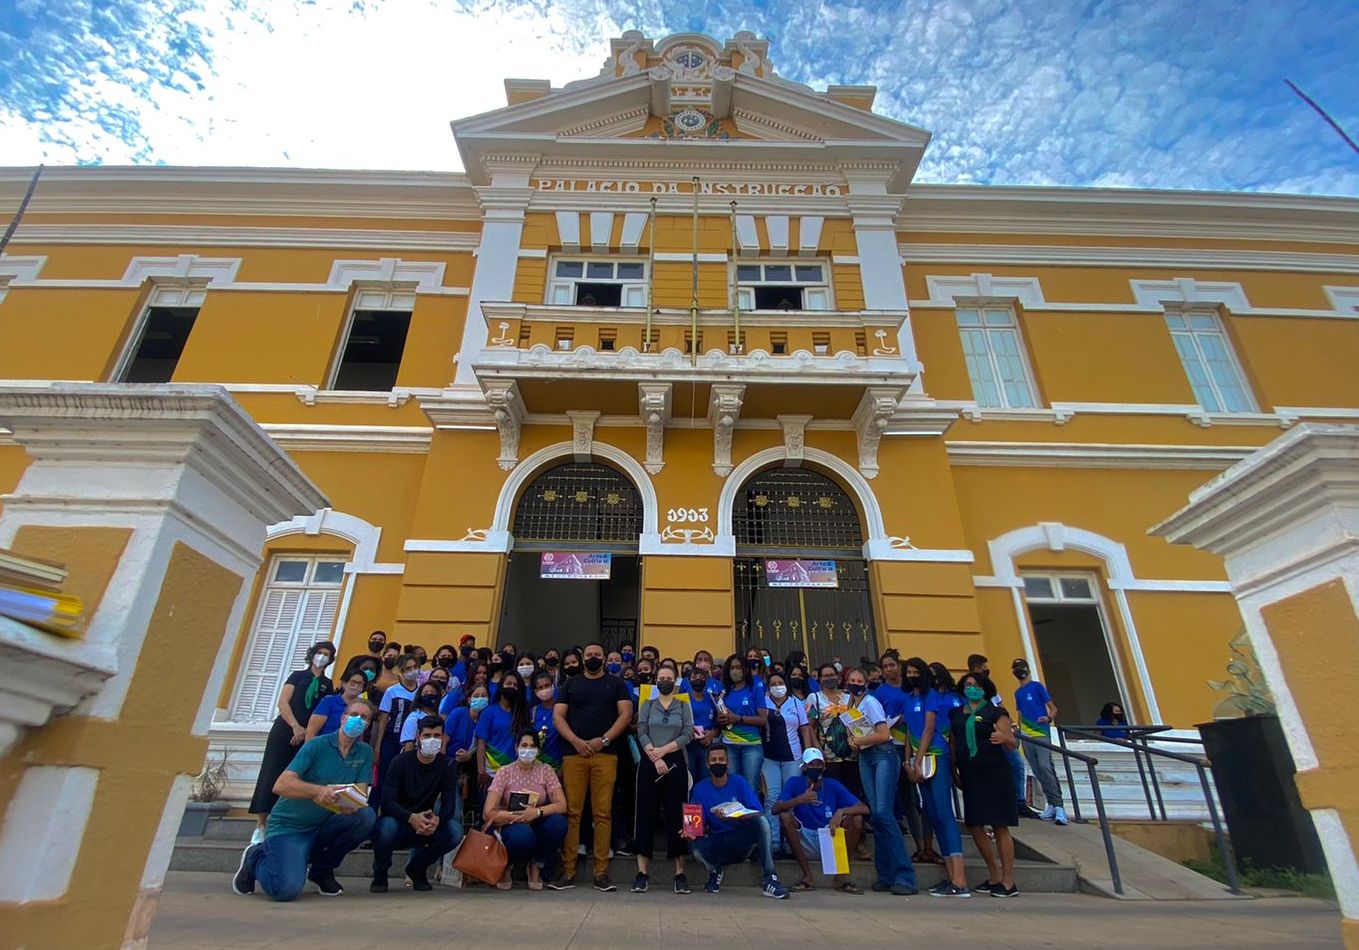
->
xmin=801 ymin=747 xmax=825 ymax=765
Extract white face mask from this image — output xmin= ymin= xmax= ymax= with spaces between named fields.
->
xmin=771 ymin=685 xmax=788 ymax=700
xmin=517 ymin=664 xmax=534 ymax=678
xmin=418 ymin=736 xmax=442 ymax=757
xmin=517 ymin=747 xmax=538 ymax=764
xmin=313 ymin=655 xmax=330 ymax=668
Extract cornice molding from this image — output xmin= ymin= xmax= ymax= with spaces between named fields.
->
xmin=901 ymin=242 xmax=1359 ymax=275
xmin=946 ymin=441 xmax=1255 ymax=470
xmin=261 ymin=423 xmax=433 ymax=453
xmin=9 ymin=224 xmax=480 ymax=252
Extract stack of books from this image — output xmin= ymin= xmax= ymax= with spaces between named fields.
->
xmin=0 ymin=548 xmax=85 ymax=637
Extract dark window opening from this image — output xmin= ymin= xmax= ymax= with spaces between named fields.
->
xmin=333 ymin=310 xmax=411 ymax=391
xmin=754 ymin=286 xmax=805 ymax=310
xmin=770 ymin=332 xmax=788 ymax=355
xmin=120 ymin=307 xmax=198 ymax=383
xmin=575 ymin=282 xmax=622 ymax=306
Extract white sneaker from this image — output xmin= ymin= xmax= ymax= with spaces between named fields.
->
xmin=249 ymin=826 xmax=265 ymax=845
xmin=1053 ymin=806 xmax=1068 ymax=826
xmin=1039 ymin=805 xmax=1057 ymax=821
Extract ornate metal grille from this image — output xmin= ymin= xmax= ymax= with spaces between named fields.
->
xmin=732 ymin=468 xmax=865 ymax=551
xmin=734 ymin=557 xmax=877 ymax=670
xmin=512 ymin=462 xmax=642 ymax=545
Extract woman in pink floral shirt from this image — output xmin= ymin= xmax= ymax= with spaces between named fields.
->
xmin=483 ymin=731 xmax=569 ymax=890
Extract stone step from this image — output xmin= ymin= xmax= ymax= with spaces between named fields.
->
xmin=171 ymin=837 xmax=1079 ymax=892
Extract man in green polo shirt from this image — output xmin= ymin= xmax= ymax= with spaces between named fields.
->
xmin=232 ymin=698 xmax=377 ymax=901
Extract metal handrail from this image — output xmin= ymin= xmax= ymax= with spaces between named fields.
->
xmin=1015 ymin=733 xmax=1123 ymax=895
xmin=1058 ymin=724 xmax=1175 ymax=820
xmin=1058 ymin=725 xmax=1240 ymax=895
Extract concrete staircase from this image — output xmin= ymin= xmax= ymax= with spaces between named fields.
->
xmin=1059 ymin=735 xmax=1221 ymax=823
xmin=173 ymin=816 xmax=1080 ymax=893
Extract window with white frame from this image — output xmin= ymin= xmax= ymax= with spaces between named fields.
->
xmin=1164 ymin=309 xmax=1256 ymax=413
xmin=955 ymin=306 xmax=1038 ymax=409
xmin=112 ymin=281 xmax=206 ymax=383
xmin=736 ymin=261 xmax=831 ymax=311
xmin=230 ymin=555 xmax=347 ymax=721
xmin=548 ymin=259 xmax=647 ymax=307
xmin=330 ymin=284 xmax=414 ymax=391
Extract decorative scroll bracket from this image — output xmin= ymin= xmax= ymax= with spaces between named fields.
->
xmin=778 ymin=414 xmax=813 ymax=468
xmin=852 ymin=386 xmax=904 ymax=479
xmin=484 ymin=379 xmax=526 ymax=471
xmin=638 ymin=382 xmax=673 ymax=475
xmin=708 ymin=383 xmax=746 ymax=478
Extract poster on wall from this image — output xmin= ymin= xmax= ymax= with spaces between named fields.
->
xmin=539 ymin=551 xmax=612 ymax=580
xmin=764 ymin=559 xmax=839 ymax=588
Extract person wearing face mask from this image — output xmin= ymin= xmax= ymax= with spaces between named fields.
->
xmin=400 ymin=683 xmax=445 ymax=752
xmin=542 ymin=649 xmax=563 ymax=684
xmin=605 ymin=650 xmax=625 ymax=677
xmin=486 ymin=652 xmax=506 ymax=698
xmin=761 ymin=671 xmax=811 ymax=856
xmin=376 ymin=643 xmax=403 ymax=691
xmin=1097 ymin=701 xmax=1129 ymax=740
xmin=412 ymin=646 xmax=429 ymax=675
xmin=872 ymin=653 xmax=912 ymax=845
xmin=530 ymin=671 xmax=565 ymax=771
xmin=773 ymin=748 xmax=868 ymax=893
xmin=805 ymin=662 xmax=864 ymax=803
xmin=949 ymin=672 xmax=1020 ymax=897
xmin=969 ymin=654 xmax=1035 ymax=819
xmin=370 ymin=716 xmax=462 ymax=893
xmin=631 ymin=665 xmax=694 ymax=894
xmin=550 ymin=641 xmax=633 ymax=892
xmin=684 ymin=745 xmax=789 ymax=899
xmin=901 ymin=657 xmax=969 ymax=897
xmin=1011 ymin=658 xmax=1068 ymax=825
xmin=485 ymin=731 xmax=569 ymax=890
xmin=427 ymin=667 xmax=451 ymax=695
xmin=247 ymin=641 xmax=337 ymax=845
xmin=843 ymin=667 xmax=917 ymax=896
xmin=233 ymin=697 xmax=376 ymax=901
xmin=367 ymin=630 xmax=387 ymax=658
xmin=517 ymin=655 xmax=539 ymax=693
xmin=685 ymin=666 xmax=717 ymax=782
xmin=476 ymin=670 xmax=529 ymax=783
xmin=717 ymin=653 xmax=768 ymax=793
xmin=307 ymin=670 xmax=368 ymax=741
xmin=619 ymin=642 xmax=636 ymax=669
xmin=501 ymin=641 xmax=519 ymax=661
xmin=450 ymin=635 xmax=477 ymax=684
xmin=432 ymin=643 xmax=457 ymax=677
xmin=374 ymin=654 xmax=422 ymax=807
xmin=561 ymin=650 xmax=582 ymax=680
xmin=439 ymin=659 xmax=479 ymax=717
xmin=445 ymin=685 xmax=489 ymax=816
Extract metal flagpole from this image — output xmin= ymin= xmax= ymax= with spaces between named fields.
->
xmin=0 ymin=165 xmax=43 ymax=257
xmin=729 ymin=199 xmax=741 ymax=353
xmin=644 ymin=196 xmax=657 ymax=352
xmin=690 ymin=176 xmax=700 ymax=366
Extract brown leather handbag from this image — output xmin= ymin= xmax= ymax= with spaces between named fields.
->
xmin=451 ymin=823 xmax=508 ymax=886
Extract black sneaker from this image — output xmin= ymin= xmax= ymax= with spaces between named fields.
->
xmin=631 ymin=873 xmax=649 ymax=893
xmin=673 ymin=873 xmax=690 ymax=895
xmin=615 ymin=846 xmax=636 ymax=858
xmin=406 ymin=864 xmax=432 ymax=892
xmin=704 ymin=870 xmax=722 ymax=893
xmin=1018 ymin=805 xmax=1044 ymax=820
xmin=546 ymin=874 xmax=576 ymax=891
xmin=970 ymin=880 xmax=999 ymax=895
xmin=369 ymin=873 xmax=388 ymax=893
xmin=594 ymin=874 xmax=618 ymax=892
xmin=309 ymin=869 xmax=343 ymax=896
xmin=928 ymin=880 xmax=951 ymax=895
xmin=231 ymin=844 xmax=261 ymax=896
xmin=991 ymin=884 xmax=1019 ymax=898
xmin=930 ymin=883 xmax=973 ymax=898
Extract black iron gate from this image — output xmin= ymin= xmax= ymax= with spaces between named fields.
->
xmin=731 ymin=468 xmax=878 ymax=670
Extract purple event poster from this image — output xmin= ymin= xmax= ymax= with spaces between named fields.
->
xmin=539 ymin=551 xmax=612 ymax=580
xmin=764 ymin=558 xmax=838 ymax=588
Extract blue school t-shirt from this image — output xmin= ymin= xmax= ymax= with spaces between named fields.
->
xmin=778 ymin=774 xmax=859 ymax=830
xmin=689 ymin=774 xmax=763 ymax=836
xmin=721 ymin=685 xmax=766 ymax=746
xmin=1015 ymin=681 xmax=1053 ymax=738
xmin=311 ymin=693 xmax=349 ymax=736
xmin=873 ymin=682 xmax=908 ymax=747
xmin=444 ymin=706 xmax=475 ymax=757
xmin=474 ymin=702 xmax=516 ymax=772
xmin=532 ymin=702 xmax=565 ymax=770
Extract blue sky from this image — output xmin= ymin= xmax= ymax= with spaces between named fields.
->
xmin=1 ymin=0 xmax=1357 ymax=196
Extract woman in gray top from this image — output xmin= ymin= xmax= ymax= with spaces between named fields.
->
xmin=632 ymin=664 xmax=695 ymax=895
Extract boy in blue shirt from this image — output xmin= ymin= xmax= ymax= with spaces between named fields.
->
xmin=773 ymin=748 xmax=868 ymax=893
xmin=1012 ymin=658 xmax=1068 ymax=825
xmin=685 ymin=667 xmax=718 ymax=782
xmin=685 ymin=745 xmax=789 ymax=899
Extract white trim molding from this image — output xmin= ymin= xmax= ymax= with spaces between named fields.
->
xmin=946 ymin=441 xmax=1257 ymax=470
xmin=903 ymin=242 xmax=1359 ymax=276
xmin=924 ymin=273 xmax=1045 ymax=307
xmin=266 ymin=508 xmax=399 ymax=575
xmin=9 ymin=224 xmax=481 ymax=253
xmin=261 ymin=423 xmax=433 ymax=454
xmin=1130 ymin=278 xmax=1249 ymax=311
xmin=0 ymin=255 xmax=46 ymax=303
xmin=1324 ymin=286 xmax=1359 ymax=315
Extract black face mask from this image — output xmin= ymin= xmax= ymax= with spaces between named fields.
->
xmin=789 ymin=677 xmax=807 ymax=692
xmin=846 ymin=682 xmax=866 ymax=696
xmin=500 ymin=688 xmax=520 ymax=704
xmin=690 ymin=678 xmax=707 ymax=692
xmin=488 ymin=660 xmax=504 ymax=674
xmin=1013 ymin=665 xmax=1030 ymax=680
xmin=418 ymin=695 xmax=439 ymax=710
xmin=803 ymin=767 xmax=824 ymax=784
xmin=583 ymin=656 xmax=603 ymax=673
xmin=564 ymin=664 xmax=581 ymax=677
xmin=821 ymin=676 xmax=840 ymax=691
xmin=904 ymin=676 xmax=922 ymax=690
xmin=414 ymin=655 xmax=428 ymax=668
xmin=708 ymin=763 xmax=728 ymax=778
xmin=867 ymin=681 xmax=881 ymax=692
xmin=637 ymin=672 xmax=653 ymax=685
xmin=658 ymin=681 xmax=675 ymax=695
xmin=382 ymin=657 xmax=397 ymax=670
xmin=437 ymin=656 xmax=454 ymax=669
xmin=368 ymin=639 xmax=384 ymax=653
xmin=545 ymin=655 xmax=559 ymax=668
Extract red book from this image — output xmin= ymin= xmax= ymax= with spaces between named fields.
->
xmin=682 ymin=802 xmax=704 ymax=838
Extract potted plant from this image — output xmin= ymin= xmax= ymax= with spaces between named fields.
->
xmin=178 ymin=751 xmax=232 ymax=837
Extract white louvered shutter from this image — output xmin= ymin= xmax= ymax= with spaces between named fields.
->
xmin=231 ymin=588 xmax=305 ymax=721
xmin=288 ymin=588 xmax=343 ymax=673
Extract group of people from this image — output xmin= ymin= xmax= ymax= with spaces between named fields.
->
xmin=231 ymin=630 xmax=1073 ymax=903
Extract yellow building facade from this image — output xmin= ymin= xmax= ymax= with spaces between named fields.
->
xmin=3 ymin=29 xmax=1359 ymax=750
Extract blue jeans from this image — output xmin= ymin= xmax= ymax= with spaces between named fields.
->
xmin=252 ymin=808 xmax=375 ymax=902
xmin=690 ymin=817 xmax=776 ymax=879
xmin=890 ymin=744 xmax=925 ymax=848
xmin=858 ymin=744 xmax=916 ymax=889
xmin=371 ymin=815 xmax=462 ymax=877
xmin=1007 ymin=746 xmax=1027 ymax=804
xmin=501 ymin=814 xmax=568 ymax=868
xmin=687 ymin=743 xmax=711 ymax=784
xmin=918 ymin=752 xmax=962 ymax=857
xmin=724 ymin=743 xmax=764 ymax=793
xmin=761 ymin=757 xmax=800 ymax=852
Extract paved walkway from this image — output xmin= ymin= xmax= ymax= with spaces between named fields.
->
xmin=149 ymin=871 xmax=1341 ymax=949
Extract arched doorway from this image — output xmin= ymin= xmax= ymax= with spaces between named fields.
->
xmin=497 ymin=460 xmax=642 ymax=655
xmin=732 ymin=466 xmax=878 ymax=670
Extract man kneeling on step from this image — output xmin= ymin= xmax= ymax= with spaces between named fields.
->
xmin=371 ymin=714 xmax=463 ymax=892
xmin=232 ymin=698 xmax=376 ymax=901
xmin=684 ymin=745 xmax=789 ymax=899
